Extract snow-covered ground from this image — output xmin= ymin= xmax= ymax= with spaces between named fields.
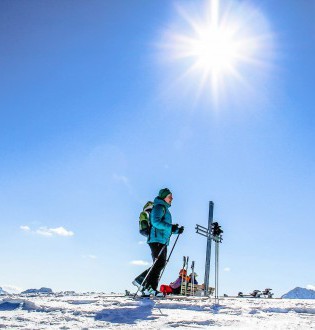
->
xmin=0 ymin=293 xmax=314 ymax=329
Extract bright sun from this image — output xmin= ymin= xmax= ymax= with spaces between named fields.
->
xmin=158 ymin=0 xmax=275 ymax=102
xmin=188 ymin=24 xmax=240 ymax=74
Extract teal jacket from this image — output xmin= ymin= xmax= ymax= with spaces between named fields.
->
xmin=148 ymin=197 xmax=177 ymax=246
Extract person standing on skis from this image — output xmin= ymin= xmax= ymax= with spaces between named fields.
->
xmin=133 ymin=188 xmax=184 ymax=296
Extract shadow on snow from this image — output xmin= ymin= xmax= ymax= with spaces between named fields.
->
xmin=95 ymin=299 xmax=158 ymax=324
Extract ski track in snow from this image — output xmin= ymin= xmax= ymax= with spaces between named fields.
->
xmin=0 ymin=293 xmax=314 ymax=329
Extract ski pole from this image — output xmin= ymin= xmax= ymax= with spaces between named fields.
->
xmin=215 ymin=239 xmax=219 ymax=304
xmin=191 ymin=261 xmax=195 ymax=296
xmin=133 ymin=244 xmax=167 ymax=298
xmin=158 ymin=233 xmax=180 ymax=282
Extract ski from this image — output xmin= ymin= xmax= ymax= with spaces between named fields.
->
xmin=180 ymin=255 xmax=189 ymax=295
xmin=185 ymin=256 xmax=189 ymax=295
xmin=180 ymin=256 xmax=186 ymax=295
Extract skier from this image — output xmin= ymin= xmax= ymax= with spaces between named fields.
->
xmin=133 ymin=188 xmax=184 ymax=296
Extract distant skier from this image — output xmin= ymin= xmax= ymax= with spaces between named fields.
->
xmin=188 ymin=272 xmax=198 ymax=284
xmin=133 ymin=188 xmax=184 ymax=296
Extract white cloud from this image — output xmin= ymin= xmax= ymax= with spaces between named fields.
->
xmin=138 ymin=240 xmax=146 ymax=245
xmin=36 ymin=226 xmax=74 ymax=237
xmin=36 ymin=228 xmax=53 ymax=236
xmin=224 ymin=267 xmax=231 ymax=272
xmin=50 ymin=227 xmax=74 ymax=236
xmin=130 ymin=260 xmax=150 ymax=266
xmin=307 ymin=284 xmax=315 ymax=291
xmin=20 ymin=225 xmax=74 ymax=237
xmin=20 ymin=225 xmax=31 ymax=232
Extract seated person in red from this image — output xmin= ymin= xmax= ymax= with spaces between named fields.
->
xmin=169 ymin=269 xmax=187 ymax=294
xmin=160 ymin=269 xmax=187 ymax=295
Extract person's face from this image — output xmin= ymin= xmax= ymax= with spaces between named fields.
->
xmin=164 ymin=193 xmax=173 ymax=205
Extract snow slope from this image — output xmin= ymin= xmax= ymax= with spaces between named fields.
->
xmin=0 ymin=293 xmax=315 ymax=329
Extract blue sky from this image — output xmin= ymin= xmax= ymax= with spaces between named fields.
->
xmin=1 ymin=0 xmax=314 ymax=296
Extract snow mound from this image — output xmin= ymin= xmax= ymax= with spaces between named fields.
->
xmin=263 ymin=307 xmax=315 ymax=314
xmin=0 ymin=299 xmax=39 ymax=311
xmin=282 ymin=287 xmax=315 ymax=299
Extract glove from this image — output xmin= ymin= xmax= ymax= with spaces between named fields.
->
xmin=178 ymin=226 xmax=184 ymax=234
xmin=172 ymin=224 xmax=179 ymax=233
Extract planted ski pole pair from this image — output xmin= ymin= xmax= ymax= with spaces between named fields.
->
xmin=180 ymin=255 xmax=189 ymax=295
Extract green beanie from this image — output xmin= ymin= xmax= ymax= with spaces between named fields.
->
xmin=159 ymin=188 xmax=172 ymax=199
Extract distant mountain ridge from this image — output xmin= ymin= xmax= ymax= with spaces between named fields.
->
xmin=21 ymin=287 xmax=53 ymax=294
xmin=282 ymin=287 xmax=315 ymax=299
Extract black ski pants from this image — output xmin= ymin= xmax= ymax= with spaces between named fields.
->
xmin=136 ymin=243 xmax=167 ymax=291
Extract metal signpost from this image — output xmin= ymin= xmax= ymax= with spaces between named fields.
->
xmin=196 ymin=202 xmax=223 ymax=299
xmin=195 ymin=201 xmax=214 ymax=296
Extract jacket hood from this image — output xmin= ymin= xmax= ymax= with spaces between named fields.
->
xmin=154 ymin=196 xmax=171 ymax=208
